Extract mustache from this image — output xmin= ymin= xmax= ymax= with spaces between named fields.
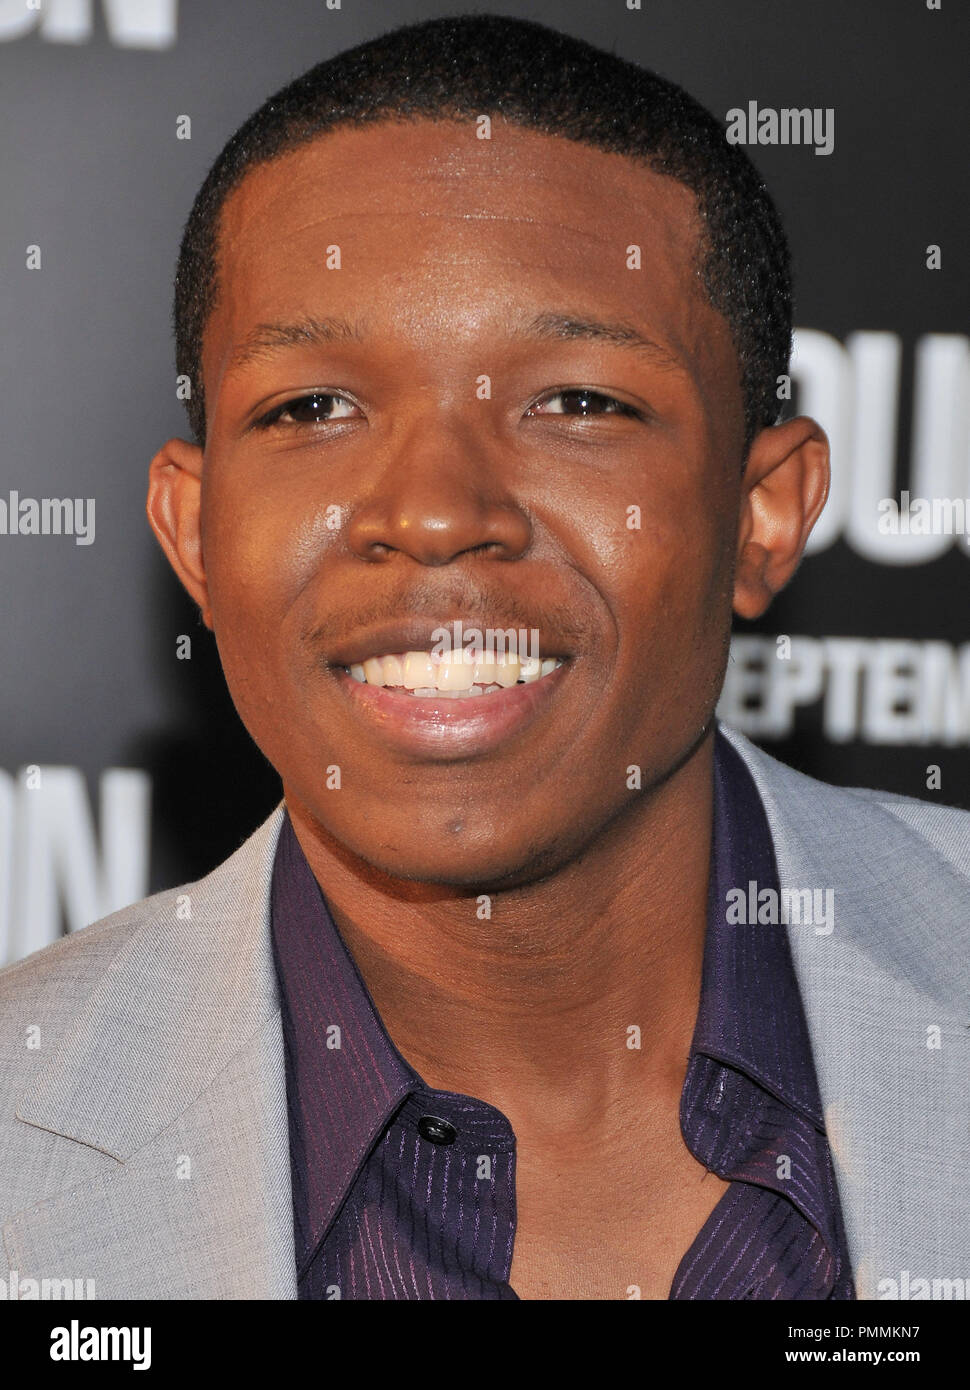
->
xmin=304 ymin=575 xmax=586 ymax=650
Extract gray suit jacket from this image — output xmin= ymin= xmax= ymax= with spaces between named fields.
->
xmin=1 ymin=726 xmax=968 ymax=1300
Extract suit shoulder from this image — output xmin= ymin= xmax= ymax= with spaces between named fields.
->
xmin=842 ymin=783 xmax=970 ymax=876
xmin=0 ymin=881 xmax=191 ymax=1030
xmin=0 ymin=806 xmax=285 ymax=1056
xmin=782 ymin=759 xmax=970 ymax=877
xmin=721 ymin=724 xmax=970 ymax=878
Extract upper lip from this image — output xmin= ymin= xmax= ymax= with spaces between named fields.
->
xmin=326 ymin=618 xmax=569 ymax=668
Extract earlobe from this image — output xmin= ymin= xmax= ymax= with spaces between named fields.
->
xmin=146 ymin=437 xmax=213 ymax=628
xmin=732 ymin=417 xmax=830 ymax=621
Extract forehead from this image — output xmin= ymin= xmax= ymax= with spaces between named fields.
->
xmin=205 ymin=118 xmax=735 ymax=411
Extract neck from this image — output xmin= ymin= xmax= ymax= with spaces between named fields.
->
xmin=285 ymin=732 xmax=715 ymax=1137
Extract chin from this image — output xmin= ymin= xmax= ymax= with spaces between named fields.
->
xmin=351 ymin=831 xmax=569 ymax=892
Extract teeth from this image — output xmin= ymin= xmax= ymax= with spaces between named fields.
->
xmin=471 ymin=653 xmax=498 ymax=686
xmin=411 ymin=685 xmax=492 ymax=698
xmin=493 ymin=652 xmax=520 ymax=687
xmin=402 ymin=651 xmax=435 ymax=689
xmin=344 ymin=650 xmax=564 ymax=694
xmin=436 ymin=653 xmax=475 ymax=690
xmin=364 ymin=654 xmax=405 ymax=686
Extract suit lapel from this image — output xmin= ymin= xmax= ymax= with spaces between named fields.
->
xmin=6 ymin=806 xmax=297 ymax=1299
xmin=721 ymin=725 xmax=970 ymax=1297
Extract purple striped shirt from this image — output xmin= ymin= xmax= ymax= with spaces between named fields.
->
xmin=270 ymin=728 xmax=855 ymax=1299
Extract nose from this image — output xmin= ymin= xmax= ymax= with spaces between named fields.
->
xmin=345 ymin=417 xmax=533 ymax=566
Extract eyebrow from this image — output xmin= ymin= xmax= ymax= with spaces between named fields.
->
xmin=514 ymin=311 xmax=687 ymax=373
xmin=227 ymin=315 xmax=367 ymax=372
xmin=226 ymin=310 xmax=686 ymax=373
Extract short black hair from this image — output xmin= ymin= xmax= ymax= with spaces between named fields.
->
xmin=173 ymin=12 xmax=792 ymax=453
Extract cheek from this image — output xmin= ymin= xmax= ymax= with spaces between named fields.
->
xmin=612 ymin=485 xmax=737 ymax=709
xmin=201 ymin=463 xmax=318 ymax=625
xmin=199 ymin=469 xmax=330 ymax=717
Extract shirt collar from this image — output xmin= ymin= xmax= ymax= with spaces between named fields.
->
xmin=694 ymin=728 xmax=826 ymax=1129
xmin=684 ymin=729 xmax=842 ymax=1283
xmin=270 ymin=816 xmax=420 ymax=1271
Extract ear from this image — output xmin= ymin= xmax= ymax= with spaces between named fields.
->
xmin=146 ymin=437 xmax=212 ymax=629
xmin=733 ymin=416 xmax=830 ymax=620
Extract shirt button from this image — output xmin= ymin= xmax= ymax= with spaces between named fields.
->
xmin=418 ymin=1115 xmax=457 ymax=1145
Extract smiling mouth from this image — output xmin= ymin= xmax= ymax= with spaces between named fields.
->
xmin=333 ymin=647 xmax=569 ymax=758
xmin=340 ymin=650 xmax=565 ymax=698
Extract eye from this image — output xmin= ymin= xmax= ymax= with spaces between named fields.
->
xmin=526 ymin=388 xmax=642 ymax=419
xmin=253 ymin=392 xmax=361 ymax=429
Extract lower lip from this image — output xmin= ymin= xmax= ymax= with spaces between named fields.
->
xmin=333 ymin=664 xmax=568 ymax=757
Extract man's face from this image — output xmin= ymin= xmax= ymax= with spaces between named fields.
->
xmin=195 ymin=119 xmax=746 ymax=887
